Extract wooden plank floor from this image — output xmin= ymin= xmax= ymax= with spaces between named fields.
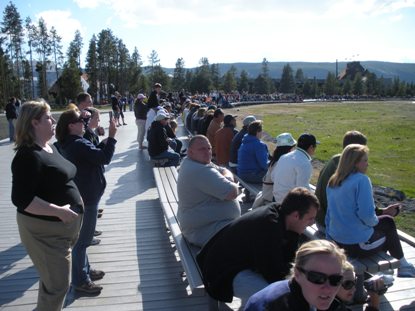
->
xmin=0 ymin=110 xmax=414 ymax=311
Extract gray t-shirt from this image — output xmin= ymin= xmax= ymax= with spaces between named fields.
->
xmin=177 ymin=157 xmax=241 ymax=247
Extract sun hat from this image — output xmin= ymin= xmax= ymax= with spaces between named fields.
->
xmin=276 ymin=133 xmax=297 ymax=147
xmin=243 ymin=115 xmax=256 ymax=126
xmin=154 ymin=109 xmax=170 ymax=121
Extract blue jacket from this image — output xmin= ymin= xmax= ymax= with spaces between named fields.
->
xmin=237 ymin=134 xmax=268 ymax=175
xmin=326 ymin=172 xmax=379 ymax=244
xmin=60 ymin=135 xmax=116 ymax=206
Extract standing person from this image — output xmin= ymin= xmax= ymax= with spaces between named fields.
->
xmin=325 ymin=144 xmax=415 ymax=277
xmin=177 ymin=135 xmax=241 ymax=248
xmin=237 ymin=120 xmax=269 ymax=183
xmin=111 ymin=94 xmax=122 ymax=127
xmin=229 ymin=115 xmax=256 ymax=172
xmin=272 ymin=133 xmax=319 ymax=203
xmin=244 ymin=239 xmax=346 ymax=311
xmin=145 ymin=83 xmax=162 ymax=134
xmin=11 ymin=100 xmax=83 ymax=310
xmin=134 ymin=93 xmax=148 ymax=149
xmin=197 ymin=187 xmax=319 ymax=305
xmin=56 ymin=109 xmax=117 ymax=294
xmin=252 ymin=132 xmax=297 ymax=208
xmin=315 ymin=130 xmax=367 ymax=231
xmin=5 ymin=97 xmax=18 ymax=142
xmin=214 ymin=114 xmax=238 ymax=166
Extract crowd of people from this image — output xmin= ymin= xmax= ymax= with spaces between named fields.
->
xmin=8 ymin=84 xmax=415 ymax=311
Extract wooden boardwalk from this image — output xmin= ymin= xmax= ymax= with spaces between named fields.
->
xmin=0 ymin=110 xmax=414 ymax=311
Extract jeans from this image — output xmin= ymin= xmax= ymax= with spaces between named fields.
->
xmin=232 ymin=269 xmax=269 ymax=308
xmin=72 ymin=203 xmax=98 ymax=286
xmin=8 ymin=119 xmax=15 ymax=142
xmin=168 ymin=138 xmax=183 ymax=153
xmin=152 ymin=150 xmax=180 ymax=167
xmin=135 ymin=119 xmax=146 ymax=147
xmin=238 ymin=169 xmax=267 ymax=184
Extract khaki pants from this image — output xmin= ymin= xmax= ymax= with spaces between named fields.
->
xmin=17 ymin=212 xmax=82 ymax=311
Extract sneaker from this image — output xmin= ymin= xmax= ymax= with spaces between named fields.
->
xmin=98 ymin=208 xmax=104 ymax=213
xmin=90 ymin=269 xmax=105 ymax=281
xmin=398 ymin=263 xmax=415 ymax=277
xmin=73 ymin=281 xmax=102 ymax=294
xmin=97 ymin=213 xmax=103 ymax=219
xmin=90 ymin=238 xmax=101 ymax=246
xmin=94 ymin=230 xmax=102 ymax=236
xmin=123 ymin=123 xmax=127 ymax=125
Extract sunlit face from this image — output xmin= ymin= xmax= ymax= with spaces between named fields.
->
xmin=336 ymin=270 xmax=356 ymax=302
xmin=88 ymin=112 xmax=100 ymax=129
xmin=295 ymin=254 xmax=342 ymax=310
xmin=188 ymin=138 xmax=212 ymax=164
xmin=33 ymin=110 xmax=56 ymax=142
xmin=355 ymin=154 xmax=369 ymax=173
xmin=286 ymin=207 xmax=317 ymax=234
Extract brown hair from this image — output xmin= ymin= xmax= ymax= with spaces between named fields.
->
xmin=55 ymin=109 xmax=81 ymax=143
xmin=247 ymin=120 xmax=263 ymax=136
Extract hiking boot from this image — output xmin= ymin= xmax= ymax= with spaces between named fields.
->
xmin=90 ymin=269 xmax=105 ymax=281
xmin=73 ymin=281 xmax=102 ymax=294
xmin=398 ymin=263 xmax=415 ymax=277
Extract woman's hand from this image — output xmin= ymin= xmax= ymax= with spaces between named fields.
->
xmin=56 ymin=204 xmax=79 ymax=224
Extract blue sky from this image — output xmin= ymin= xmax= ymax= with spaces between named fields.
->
xmin=2 ymin=0 xmax=415 ymax=68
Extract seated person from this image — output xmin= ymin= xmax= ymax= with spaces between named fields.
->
xmin=214 ymin=114 xmax=238 ymax=166
xmin=177 ymin=135 xmax=240 ymax=247
xmin=196 ymin=187 xmax=319 ymax=305
xmin=164 ymin=118 xmax=183 ymax=155
xmin=272 ymin=133 xmax=319 ymax=203
xmin=328 ymin=261 xmax=386 ymax=311
xmin=326 ymin=144 xmax=415 ymax=277
xmin=206 ymin=108 xmax=224 ymax=156
xmin=229 ymin=115 xmax=256 ymax=172
xmin=147 ymin=110 xmax=180 ymax=167
xmin=244 ymin=239 xmax=346 ymax=311
xmin=315 ymin=130 xmax=367 ymax=231
xmin=252 ymin=132 xmax=296 ymax=208
xmin=237 ymin=120 xmax=268 ymax=183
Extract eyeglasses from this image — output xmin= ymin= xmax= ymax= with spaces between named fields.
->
xmin=297 ymin=267 xmax=343 ymax=287
xmin=70 ymin=116 xmax=84 ymax=124
xmin=341 ymin=278 xmax=357 ymax=290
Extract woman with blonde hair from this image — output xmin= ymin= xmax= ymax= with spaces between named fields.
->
xmin=245 ymin=239 xmax=346 ymax=311
xmin=11 ymin=100 xmax=83 ymax=310
xmin=326 ymin=144 xmax=415 ymax=277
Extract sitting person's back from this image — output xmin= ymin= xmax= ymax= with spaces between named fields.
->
xmin=237 ymin=120 xmax=268 ymax=183
xmin=215 ymin=114 xmax=238 ymax=166
xmin=177 ymin=135 xmax=241 ymax=247
xmin=229 ymin=115 xmax=256 ymax=171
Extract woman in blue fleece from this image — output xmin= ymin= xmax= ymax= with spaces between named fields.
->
xmin=56 ymin=109 xmax=117 ymax=293
xmin=237 ymin=120 xmax=269 ymax=183
xmin=326 ymin=144 xmax=415 ymax=278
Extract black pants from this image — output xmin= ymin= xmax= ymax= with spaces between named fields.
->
xmin=338 ymin=216 xmax=403 ymax=259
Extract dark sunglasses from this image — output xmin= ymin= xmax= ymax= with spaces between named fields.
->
xmin=297 ymin=267 xmax=343 ymax=287
xmin=70 ymin=116 xmax=84 ymax=124
xmin=341 ymin=278 xmax=357 ymax=290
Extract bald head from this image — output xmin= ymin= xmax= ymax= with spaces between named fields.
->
xmin=188 ymin=135 xmax=212 ymax=164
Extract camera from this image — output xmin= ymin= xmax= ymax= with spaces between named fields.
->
xmin=363 ymin=274 xmax=394 ymax=295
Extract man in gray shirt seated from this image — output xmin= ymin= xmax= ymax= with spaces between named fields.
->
xmin=177 ymin=135 xmax=241 ymax=248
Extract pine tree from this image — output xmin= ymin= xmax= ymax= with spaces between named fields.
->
xmin=85 ymin=35 xmax=98 ymax=102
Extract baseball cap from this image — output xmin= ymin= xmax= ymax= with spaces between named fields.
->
xmin=276 ymin=133 xmax=297 ymax=147
xmin=224 ymin=114 xmax=237 ymax=125
xmin=137 ymin=93 xmax=146 ymax=100
xmin=298 ymin=133 xmax=320 ymax=148
xmin=243 ymin=115 xmax=256 ymax=126
xmin=154 ymin=109 xmax=170 ymax=121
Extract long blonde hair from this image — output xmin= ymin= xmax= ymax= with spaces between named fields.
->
xmin=328 ymin=144 xmax=369 ymax=188
xmin=14 ymin=100 xmax=50 ymax=150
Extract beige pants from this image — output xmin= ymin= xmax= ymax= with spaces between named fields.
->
xmin=17 ymin=212 xmax=82 ymax=311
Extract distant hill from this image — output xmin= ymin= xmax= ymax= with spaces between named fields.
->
xmin=165 ymin=61 xmax=415 ymax=83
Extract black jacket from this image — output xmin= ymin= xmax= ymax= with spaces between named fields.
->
xmin=147 ymin=121 xmax=168 ymax=157
xmin=196 ymin=204 xmax=300 ymax=302
xmin=5 ymin=102 xmax=17 ymax=119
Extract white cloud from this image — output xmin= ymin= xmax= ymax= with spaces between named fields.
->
xmin=72 ymin=0 xmax=106 ymax=9
xmin=35 ymin=10 xmax=85 ymax=45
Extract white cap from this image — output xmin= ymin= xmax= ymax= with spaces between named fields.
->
xmin=154 ymin=109 xmax=170 ymax=121
xmin=137 ymin=93 xmax=146 ymax=100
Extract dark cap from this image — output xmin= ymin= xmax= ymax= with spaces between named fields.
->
xmin=213 ymin=108 xmax=224 ymax=118
xmin=297 ymin=133 xmax=320 ymax=150
xmin=224 ymin=114 xmax=237 ymax=125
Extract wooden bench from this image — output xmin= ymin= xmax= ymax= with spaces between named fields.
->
xmin=153 ymin=166 xmax=220 ymax=310
xmin=234 ymin=174 xmax=400 ymax=302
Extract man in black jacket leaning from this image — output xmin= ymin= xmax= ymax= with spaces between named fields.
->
xmin=196 ymin=187 xmax=319 ymax=305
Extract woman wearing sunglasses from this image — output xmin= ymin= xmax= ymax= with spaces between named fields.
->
xmin=244 ymin=239 xmax=347 ymax=311
xmin=328 ymin=261 xmax=382 ymax=311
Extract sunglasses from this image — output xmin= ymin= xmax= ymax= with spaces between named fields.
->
xmin=297 ymin=267 xmax=343 ymax=287
xmin=341 ymin=278 xmax=357 ymax=290
xmin=70 ymin=116 xmax=85 ymax=124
